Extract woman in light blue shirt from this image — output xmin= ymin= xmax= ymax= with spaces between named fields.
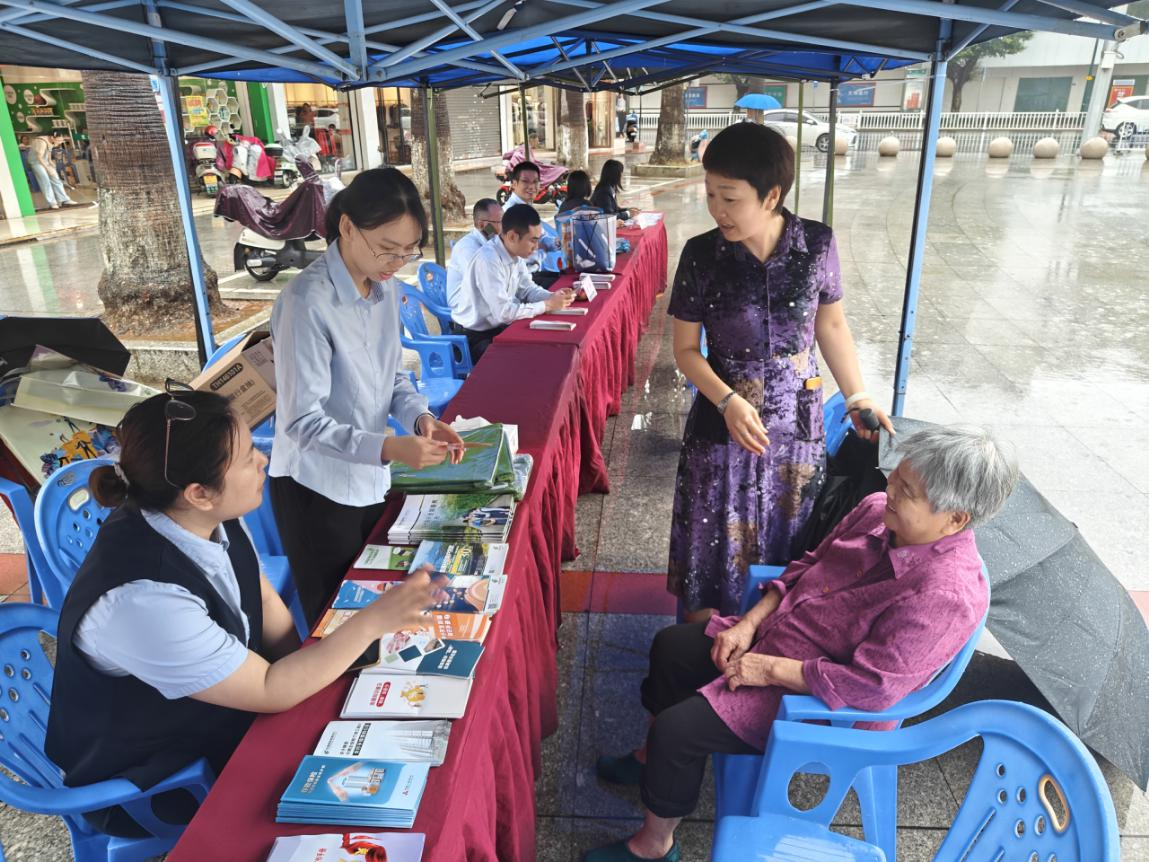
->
xmin=268 ymin=168 xmax=464 ymax=625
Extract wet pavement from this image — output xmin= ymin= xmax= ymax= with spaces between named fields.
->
xmin=2 ymin=148 xmax=1149 ymax=860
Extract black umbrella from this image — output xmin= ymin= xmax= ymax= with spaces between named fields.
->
xmin=0 ymin=317 xmax=131 ymax=380
xmin=874 ymin=416 xmax=1149 ymax=789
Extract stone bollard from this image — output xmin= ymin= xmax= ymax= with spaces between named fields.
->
xmin=1032 ymin=137 xmax=1060 ymax=159
xmin=936 ymin=137 xmax=957 ymax=157
xmin=878 ymin=136 xmax=900 ymax=157
xmin=834 ymin=135 xmax=849 ymax=155
xmin=1079 ymin=137 xmax=1109 ymax=159
xmin=988 ymin=137 xmax=1014 ymax=158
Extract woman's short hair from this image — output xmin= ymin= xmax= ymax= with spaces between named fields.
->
xmin=324 ymin=167 xmax=428 ymax=245
xmin=566 ymin=170 xmax=592 ymax=200
xmin=702 ymin=123 xmax=794 ymax=211
xmin=90 ymin=390 xmax=241 ymax=512
xmin=898 ymin=426 xmax=1019 ymax=528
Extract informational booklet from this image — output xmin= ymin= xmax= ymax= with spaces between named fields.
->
xmin=276 ymin=757 xmax=430 ymax=827
xmin=352 ymin=545 xmax=418 ymax=571
xmin=0 ymin=403 xmax=119 ymax=482
xmin=549 ymin=307 xmax=588 ymax=315
xmin=266 ymin=831 xmax=425 ymax=862
xmin=365 ymin=637 xmax=484 ymax=678
xmin=341 ymin=674 xmax=473 ymax=720
xmin=313 ymin=719 xmax=451 ymax=765
xmin=529 ymin=320 xmax=576 ymax=331
xmin=388 ymin=493 xmax=516 ymax=544
xmin=409 ymin=541 xmax=509 ymax=580
xmin=390 ymin=424 xmax=515 ymax=494
xmin=313 ymin=608 xmax=492 ymax=641
xmin=332 ymin=579 xmax=397 ymax=610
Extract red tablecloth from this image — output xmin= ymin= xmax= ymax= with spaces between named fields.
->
xmin=167 ymin=344 xmax=584 ymax=862
xmin=495 ymin=220 xmax=668 ymax=492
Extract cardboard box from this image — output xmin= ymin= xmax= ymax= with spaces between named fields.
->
xmin=190 ymin=332 xmax=276 ymax=428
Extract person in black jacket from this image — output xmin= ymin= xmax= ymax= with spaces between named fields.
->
xmin=591 ymin=159 xmax=640 ymax=219
xmin=45 ymin=389 xmax=437 ymax=837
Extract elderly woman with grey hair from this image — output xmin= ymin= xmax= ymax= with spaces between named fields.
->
xmin=585 ymin=425 xmax=1019 ymax=862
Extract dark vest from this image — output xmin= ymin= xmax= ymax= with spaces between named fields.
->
xmin=45 ymin=505 xmax=264 ymax=791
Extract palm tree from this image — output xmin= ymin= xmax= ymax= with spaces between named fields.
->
xmin=648 ymin=82 xmax=688 ymax=165
xmin=81 ymin=71 xmax=221 ymax=335
xmin=410 ymin=89 xmax=466 ymax=223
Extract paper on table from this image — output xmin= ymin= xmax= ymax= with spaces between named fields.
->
xmin=549 ymin=308 xmax=588 ymax=316
xmin=529 ymin=321 xmax=576 ymax=331
xmin=448 ymin=417 xmax=519 ymax=456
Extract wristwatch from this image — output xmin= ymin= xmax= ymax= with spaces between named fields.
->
xmin=716 ymin=391 xmax=736 ymax=415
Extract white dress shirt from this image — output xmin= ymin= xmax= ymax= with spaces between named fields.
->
xmin=451 ymin=236 xmax=554 ymax=331
xmin=270 ymin=241 xmax=430 ymax=506
xmin=447 ymin=227 xmax=492 ymax=308
xmin=503 ymin=193 xmax=557 ymax=271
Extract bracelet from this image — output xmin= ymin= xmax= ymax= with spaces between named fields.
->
xmin=716 ymin=391 xmax=736 ymax=415
xmin=843 ymin=391 xmax=870 ymax=411
xmin=414 ymin=412 xmax=435 ymax=435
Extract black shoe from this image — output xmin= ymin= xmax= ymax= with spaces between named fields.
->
xmin=595 ymin=751 xmax=643 ymax=786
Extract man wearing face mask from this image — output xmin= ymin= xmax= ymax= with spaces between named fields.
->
xmin=450 ymin=204 xmax=575 ymax=362
xmin=446 ymin=199 xmax=502 ymax=309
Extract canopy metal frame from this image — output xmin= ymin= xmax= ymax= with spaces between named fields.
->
xmin=0 ymin=0 xmax=1142 ymax=391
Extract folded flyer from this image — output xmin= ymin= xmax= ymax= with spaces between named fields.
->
xmin=409 ymin=541 xmax=509 ymax=580
xmin=313 ymin=719 xmax=451 ymax=765
xmin=333 ymin=579 xmax=398 ymax=609
xmin=366 ymin=637 xmax=484 ymax=678
xmin=266 ymin=832 xmax=425 ymax=862
xmin=314 ymin=608 xmax=492 ymax=641
xmin=276 ymin=757 xmax=429 ymax=827
xmin=341 ymin=674 xmax=473 ymax=719
xmin=352 ymin=545 xmax=418 ymax=571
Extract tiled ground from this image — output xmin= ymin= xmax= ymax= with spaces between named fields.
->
xmin=3 ymin=149 xmax=1149 ymax=859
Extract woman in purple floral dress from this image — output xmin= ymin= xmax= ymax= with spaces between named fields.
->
xmin=668 ymin=123 xmax=893 ymax=619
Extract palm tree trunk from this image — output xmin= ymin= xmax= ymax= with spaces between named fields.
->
xmin=649 ymin=83 xmax=688 ymax=166
xmin=557 ymin=89 xmax=589 ymax=168
xmin=410 ymin=89 xmax=466 ymax=223
xmin=82 ymin=71 xmax=221 ymax=334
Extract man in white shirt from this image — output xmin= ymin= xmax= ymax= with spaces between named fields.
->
xmin=450 ymin=203 xmax=575 ymax=362
xmin=446 ymin=198 xmax=502 ymax=308
xmin=504 ymin=161 xmax=560 ymax=283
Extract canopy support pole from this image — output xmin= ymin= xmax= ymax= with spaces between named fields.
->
xmin=146 ymin=0 xmax=214 ymax=366
xmin=519 ymin=82 xmax=532 ymax=160
xmin=794 ymin=80 xmax=804 ymax=215
xmin=892 ymin=37 xmax=948 ymax=416
xmin=821 ymin=77 xmax=837 ymax=226
xmin=424 ymin=85 xmax=446 ymax=266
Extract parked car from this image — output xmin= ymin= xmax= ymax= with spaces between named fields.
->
xmin=1102 ymin=96 xmax=1149 ymax=140
xmin=761 ymin=109 xmax=858 ymax=152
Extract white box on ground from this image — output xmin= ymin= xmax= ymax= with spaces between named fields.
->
xmin=189 ymin=331 xmax=276 ymax=429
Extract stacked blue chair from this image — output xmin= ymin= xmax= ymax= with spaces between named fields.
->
xmin=417 ymin=261 xmax=450 ymax=310
xmin=712 ymin=700 xmax=1119 ymax=861
xmin=398 ymin=284 xmax=471 ymax=378
xmin=714 ymin=561 xmax=990 ymax=860
xmin=0 ymin=603 xmax=214 ymax=861
xmin=0 ymin=477 xmax=50 ymax=605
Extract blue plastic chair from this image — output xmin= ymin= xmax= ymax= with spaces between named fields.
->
xmin=32 ymin=458 xmax=112 ymax=610
xmin=715 ymin=561 xmax=991 ymax=860
xmin=712 ymin=700 xmax=1119 ymax=862
xmin=398 ymin=284 xmax=472 ymax=378
xmin=396 ymin=351 xmax=461 ymax=418
xmin=542 ymin=249 xmax=566 ymax=272
xmin=0 ymin=603 xmax=214 ymax=861
xmin=417 ymin=261 xmax=450 ymax=309
xmin=823 ymin=390 xmax=850 ymax=457
xmin=0 ymin=476 xmax=49 ymax=605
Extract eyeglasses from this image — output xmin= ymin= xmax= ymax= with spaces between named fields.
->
xmin=163 ymin=378 xmax=196 ymax=487
xmin=355 ymin=226 xmax=423 ymax=267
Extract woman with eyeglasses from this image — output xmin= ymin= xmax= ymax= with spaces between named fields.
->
xmin=45 ymin=389 xmax=440 ymax=837
xmin=268 ymin=168 xmax=465 ymax=626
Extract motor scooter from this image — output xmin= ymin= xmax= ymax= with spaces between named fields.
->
xmin=215 ymin=158 xmax=341 ymax=282
xmin=190 ymin=139 xmax=225 ymax=196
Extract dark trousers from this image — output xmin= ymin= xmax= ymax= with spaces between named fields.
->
xmin=638 ymin=622 xmax=760 ymax=818
xmin=532 ymin=271 xmax=561 ymax=289
xmin=269 ymin=475 xmax=388 ymax=627
xmin=452 ymin=322 xmax=506 ymax=364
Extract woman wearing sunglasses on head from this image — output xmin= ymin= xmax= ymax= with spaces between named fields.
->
xmin=267 ymin=168 xmax=465 ymax=626
xmin=45 ymin=388 xmax=440 ymax=837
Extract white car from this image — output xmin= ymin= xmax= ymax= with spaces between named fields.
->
xmin=761 ymin=109 xmax=858 ymax=152
xmin=1102 ymin=96 xmax=1149 ymax=140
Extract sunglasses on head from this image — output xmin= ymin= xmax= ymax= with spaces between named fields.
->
xmin=163 ymin=379 xmax=197 ymax=487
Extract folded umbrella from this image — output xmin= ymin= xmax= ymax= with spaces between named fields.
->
xmin=0 ymin=316 xmax=131 ymax=381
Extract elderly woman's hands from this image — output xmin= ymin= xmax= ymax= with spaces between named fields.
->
xmin=710 ymin=619 xmax=756 ymax=671
xmin=723 ymin=653 xmax=810 ymax=694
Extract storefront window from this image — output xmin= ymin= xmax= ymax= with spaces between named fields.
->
xmin=511 ymin=86 xmax=552 ymax=148
xmin=284 ymin=83 xmax=357 ymax=171
xmin=375 ymin=88 xmax=413 ymax=165
xmin=2 ymin=64 xmax=94 ymax=190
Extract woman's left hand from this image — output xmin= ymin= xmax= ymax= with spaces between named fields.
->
xmin=418 ymin=416 xmax=466 ymax=464
xmin=847 ymin=398 xmax=895 ymax=443
xmin=724 ymin=653 xmax=809 ymax=693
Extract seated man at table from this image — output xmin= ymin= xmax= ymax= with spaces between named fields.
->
xmin=585 ymin=425 xmax=1018 ymax=862
xmin=446 ymin=198 xmax=502 ymax=309
xmin=504 ymin=160 xmax=560 ymax=284
xmin=450 ymin=203 xmax=575 ymax=362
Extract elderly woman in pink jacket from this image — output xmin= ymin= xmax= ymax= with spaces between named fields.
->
xmin=586 ymin=425 xmax=1019 ymax=862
